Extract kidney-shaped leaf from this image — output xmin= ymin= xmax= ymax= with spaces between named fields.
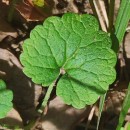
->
xmin=20 ymin=13 xmax=116 ymax=109
xmin=0 ymin=80 xmax=13 ymax=118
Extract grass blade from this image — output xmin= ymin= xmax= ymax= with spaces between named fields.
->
xmin=116 ymin=83 xmax=130 ymax=130
xmin=115 ymin=0 xmax=130 ymax=43
xmin=112 ymin=0 xmax=130 ymax=52
xmin=96 ymin=93 xmax=107 ymax=130
xmin=108 ymin=0 xmax=115 ymax=32
xmin=8 ymin=0 xmax=18 ymax=22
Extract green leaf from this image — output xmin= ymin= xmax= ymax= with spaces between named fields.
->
xmin=0 ymin=80 xmax=13 ymax=118
xmin=20 ymin=13 xmax=116 ymax=109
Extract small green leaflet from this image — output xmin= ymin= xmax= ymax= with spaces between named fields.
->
xmin=0 ymin=80 xmax=13 ymax=118
xmin=32 ymin=0 xmax=44 ymax=7
xmin=20 ymin=13 xmax=116 ymax=109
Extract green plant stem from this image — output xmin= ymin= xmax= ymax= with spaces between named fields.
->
xmin=39 ymin=82 xmax=55 ymax=113
xmin=8 ymin=0 xmax=18 ymax=22
xmin=24 ymin=82 xmax=55 ymax=129
xmin=116 ymin=83 xmax=130 ymax=130
xmin=108 ymin=0 xmax=115 ymax=32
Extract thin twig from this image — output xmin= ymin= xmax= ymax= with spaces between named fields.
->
xmin=92 ymin=0 xmax=107 ymax=32
xmin=97 ymin=0 xmax=109 ymax=28
xmin=85 ymin=105 xmax=96 ymax=130
xmin=89 ymin=0 xmax=98 ymax=18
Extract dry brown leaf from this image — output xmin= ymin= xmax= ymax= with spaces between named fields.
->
xmin=0 ymin=1 xmax=17 ymax=41
xmin=0 ymin=18 xmax=18 ymax=42
xmin=15 ymin=0 xmax=52 ymax=21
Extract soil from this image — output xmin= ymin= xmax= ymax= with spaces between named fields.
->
xmin=0 ymin=0 xmax=130 ymax=130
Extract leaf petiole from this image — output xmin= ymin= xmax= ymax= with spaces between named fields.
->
xmin=39 ymin=81 xmax=55 ymax=113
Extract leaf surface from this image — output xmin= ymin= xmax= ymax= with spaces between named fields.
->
xmin=20 ymin=13 xmax=116 ymax=108
xmin=0 ymin=80 xmax=13 ymax=118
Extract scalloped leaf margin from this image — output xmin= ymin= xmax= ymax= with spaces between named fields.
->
xmin=20 ymin=13 xmax=116 ymax=109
